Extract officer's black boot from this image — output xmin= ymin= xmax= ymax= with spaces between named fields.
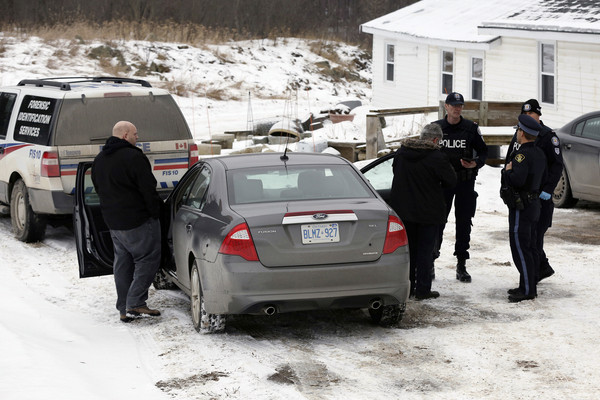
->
xmin=456 ymin=259 xmax=472 ymax=283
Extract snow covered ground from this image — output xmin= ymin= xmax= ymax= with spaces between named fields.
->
xmin=1 ymin=34 xmax=600 ymax=400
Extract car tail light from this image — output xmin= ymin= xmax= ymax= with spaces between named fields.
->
xmin=189 ymin=143 xmax=199 ymax=167
xmin=41 ymin=151 xmax=60 ymax=177
xmin=219 ymin=223 xmax=259 ymax=261
xmin=383 ymin=215 xmax=408 ymax=254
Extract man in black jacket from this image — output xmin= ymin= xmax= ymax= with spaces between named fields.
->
xmin=391 ymin=124 xmax=457 ymax=300
xmin=505 ymin=99 xmax=563 ymax=283
xmin=434 ymin=92 xmax=488 ymax=283
xmin=92 ymin=121 xmax=163 ymax=322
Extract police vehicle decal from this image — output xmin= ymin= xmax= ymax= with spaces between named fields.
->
xmin=153 ymin=157 xmax=188 ymax=171
xmin=159 ymin=181 xmax=180 ymax=189
xmin=60 ymin=163 xmax=79 ymax=176
xmin=0 ymin=143 xmax=33 ymax=160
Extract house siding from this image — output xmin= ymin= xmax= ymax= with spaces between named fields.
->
xmin=484 ymin=37 xmax=538 ymax=104
xmin=557 ymin=41 xmax=600 ymax=124
xmin=371 ymin=36 xmax=429 ymax=108
xmin=369 ymin=33 xmax=600 ymax=128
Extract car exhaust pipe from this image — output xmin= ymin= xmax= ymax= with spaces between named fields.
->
xmin=369 ymin=298 xmax=383 ymax=310
xmin=262 ymin=305 xmax=277 ymax=315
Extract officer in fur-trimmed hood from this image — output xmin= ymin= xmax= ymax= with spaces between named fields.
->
xmin=391 ymin=124 xmax=457 ymax=300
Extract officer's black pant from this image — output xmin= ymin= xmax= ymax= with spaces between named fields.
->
xmin=508 ymin=201 xmax=540 ymax=297
xmin=404 ymin=221 xmax=438 ymax=296
xmin=533 ymin=198 xmax=555 ymax=281
xmin=436 ymin=177 xmax=478 ymax=261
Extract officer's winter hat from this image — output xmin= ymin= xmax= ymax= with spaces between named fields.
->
xmin=445 ymin=92 xmax=464 ymax=106
xmin=516 ymin=114 xmax=542 ymax=136
xmin=521 ymin=99 xmax=542 ymax=115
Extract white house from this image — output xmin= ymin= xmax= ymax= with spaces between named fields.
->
xmin=360 ymin=0 xmax=600 ymax=128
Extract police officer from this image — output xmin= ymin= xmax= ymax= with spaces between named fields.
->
xmin=501 ymin=114 xmax=547 ymax=302
xmin=505 ymin=99 xmax=563 ymax=283
xmin=433 ymin=92 xmax=488 ymax=283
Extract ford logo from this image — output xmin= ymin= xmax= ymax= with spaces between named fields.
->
xmin=312 ymin=213 xmax=328 ymax=220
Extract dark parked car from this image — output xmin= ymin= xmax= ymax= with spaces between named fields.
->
xmin=74 ymin=152 xmax=410 ymax=333
xmin=553 ymin=111 xmax=600 ymax=208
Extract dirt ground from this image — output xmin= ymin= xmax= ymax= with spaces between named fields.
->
xmin=549 ymin=200 xmax=600 ymax=245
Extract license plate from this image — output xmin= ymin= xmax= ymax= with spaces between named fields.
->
xmin=301 ymin=223 xmax=340 ymax=244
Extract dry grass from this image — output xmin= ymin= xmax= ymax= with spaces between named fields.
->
xmin=4 ymin=20 xmax=256 ymax=47
xmin=1 ymin=20 xmax=361 ymax=48
xmin=1 ymin=22 xmax=368 ymax=97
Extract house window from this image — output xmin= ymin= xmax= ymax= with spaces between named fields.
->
xmin=385 ymin=44 xmax=394 ymax=81
xmin=471 ymin=57 xmax=483 ymax=101
xmin=540 ymin=43 xmax=555 ymax=104
xmin=441 ymin=50 xmax=454 ymax=94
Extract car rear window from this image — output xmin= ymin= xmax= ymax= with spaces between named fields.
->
xmin=227 ymin=165 xmax=374 ymax=204
xmin=53 ymin=94 xmax=191 ymax=145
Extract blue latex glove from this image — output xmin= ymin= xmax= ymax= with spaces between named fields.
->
xmin=540 ymin=191 xmax=551 ymax=200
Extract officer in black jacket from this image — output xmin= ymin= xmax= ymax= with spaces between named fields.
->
xmin=434 ymin=92 xmax=488 ymax=283
xmin=391 ymin=124 xmax=457 ymax=300
xmin=501 ymin=114 xmax=547 ymax=302
xmin=92 ymin=121 xmax=163 ymax=322
xmin=505 ymin=99 xmax=563 ymax=283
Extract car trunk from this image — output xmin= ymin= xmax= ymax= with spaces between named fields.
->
xmin=233 ymin=199 xmax=391 ymax=267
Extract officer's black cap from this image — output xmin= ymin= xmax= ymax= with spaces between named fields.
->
xmin=445 ymin=92 xmax=464 ymax=106
xmin=521 ymin=99 xmax=542 ymax=116
xmin=515 ymin=114 xmax=542 ymax=136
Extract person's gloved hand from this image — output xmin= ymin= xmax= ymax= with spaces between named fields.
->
xmin=540 ymin=191 xmax=552 ymax=200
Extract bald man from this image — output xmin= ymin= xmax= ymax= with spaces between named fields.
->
xmin=92 ymin=121 xmax=163 ymax=322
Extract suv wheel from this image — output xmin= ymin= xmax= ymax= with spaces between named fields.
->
xmin=10 ymin=179 xmax=47 ymax=242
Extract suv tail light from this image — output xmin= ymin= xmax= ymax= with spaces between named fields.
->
xmin=383 ymin=215 xmax=408 ymax=254
xmin=219 ymin=223 xmax=259 ymax=261
xmin=41 ymin=152 xmax=60 ymax=177
xmin=189 ymin=143 xmax=199 ymax=167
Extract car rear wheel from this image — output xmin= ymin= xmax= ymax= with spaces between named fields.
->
xmin=369 ymin=303 xmax=405 ymax=327
xmin=190 ymin=261 xmax=226 ymax=334
xmin=10 ymin=179 xmax=47 ymax=243
xmin=553 ymin=169 xmax=578 ymax=208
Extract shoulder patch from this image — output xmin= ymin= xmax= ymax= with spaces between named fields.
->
xmin=555 ymin=147 xmax=560 ymax=155
xmin=515 ymin=154 xmax=525 ymax=163
xmin=551 ymin=136 xmax=559 ymax=146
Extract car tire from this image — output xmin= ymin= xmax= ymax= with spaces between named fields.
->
xmin=10 ymin=179 xmax=47 ymax=243
xmin=190 ymin=261 xmax=226 ymax=334
xmin=553 ymin=169 xmax=578 ymax=208
xmin=369 ymin=303 xmax=405 ymax=327
xmin=153 ymin=268 xmax=177 ymax=290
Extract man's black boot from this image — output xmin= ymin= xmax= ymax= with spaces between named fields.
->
xmin=456 ymin=259 xmax=471 ymax=283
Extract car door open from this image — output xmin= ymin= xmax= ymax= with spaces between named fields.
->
xmin=73 ymin=162 xmax=115 ymax=278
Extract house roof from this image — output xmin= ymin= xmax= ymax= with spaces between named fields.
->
xmin=360 ymin=0 xmax=600 ymax=49
xmin=479 ymin=0 xmax=600 ymax=43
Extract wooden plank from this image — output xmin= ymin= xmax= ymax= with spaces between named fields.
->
xmin=369 ymin=106 xmax=439 ymax=115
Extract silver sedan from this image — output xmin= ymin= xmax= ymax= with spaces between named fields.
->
xmin=75 ymin=152 xmax=410 ymax=333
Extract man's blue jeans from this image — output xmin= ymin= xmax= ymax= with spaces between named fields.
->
xmin=110 ymin=218 xmax=161 ymax=314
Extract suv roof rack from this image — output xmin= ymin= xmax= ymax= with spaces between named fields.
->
xmin=17 ymin=77 xmax=153 ymax=91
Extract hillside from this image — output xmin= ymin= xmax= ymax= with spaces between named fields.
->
xmin=0 ymin=34 xmax=373 ymax=141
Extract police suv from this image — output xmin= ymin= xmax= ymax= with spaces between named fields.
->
xmin=0 ymin=77 xmax=198 ymax=242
